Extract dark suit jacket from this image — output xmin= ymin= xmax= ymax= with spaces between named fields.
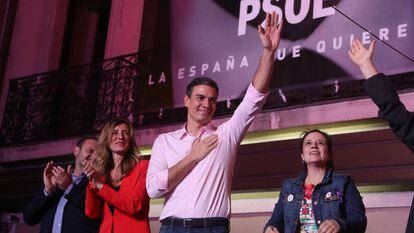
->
xmin=23 ymin=176 xmax=100 ymax=233
xmin=364 ymin=73 xmax=414 ymax=233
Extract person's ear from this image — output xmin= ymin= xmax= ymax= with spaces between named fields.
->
xmin=73 ymin=146 xmax=80 ymax=157
xmin=184 ymin=95 xmax=190 ymax=107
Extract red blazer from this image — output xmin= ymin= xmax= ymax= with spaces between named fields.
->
xmin=85 ymin=159 xmax=150 ymax=233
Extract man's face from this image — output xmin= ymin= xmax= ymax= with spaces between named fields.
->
xmin=75 ymin=139 xmax=97 ymax=169
xmin=185 ymin=85 xmax=218 ymax=126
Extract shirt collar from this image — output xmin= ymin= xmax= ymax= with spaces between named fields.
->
xmin=179 ymin=122 xmax=217 ymax=140
xmin=73 ymin=173 xmax=85 ymax=185
xmin=295 ymin=167 xmax=334 ymax=185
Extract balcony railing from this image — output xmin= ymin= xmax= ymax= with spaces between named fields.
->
xmin=1 ymin=51 xmax=414 ymax=145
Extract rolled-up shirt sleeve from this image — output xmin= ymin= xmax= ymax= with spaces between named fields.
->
xmin=146 ymin=135 xmax=169 ymax=198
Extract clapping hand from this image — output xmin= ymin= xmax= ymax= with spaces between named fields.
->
xmin=51 ymin=165 xmax=73 ymax=190
xmin=43 ymin=161 xmax=57 ymax=195
xmin=83 ymin=160 xmax=103 ymax=189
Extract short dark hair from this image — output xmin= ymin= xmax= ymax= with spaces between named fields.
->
xmin=299 ymin=129 xmax=334 ymax=169
xmin=76 ymin=136 xmax=97 ymax=149
xmin=186 ymin=77 xmax=219 ymax=97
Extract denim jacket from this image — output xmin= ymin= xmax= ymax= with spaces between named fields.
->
xmin=265 ymin=168 xmax=367 ymax=233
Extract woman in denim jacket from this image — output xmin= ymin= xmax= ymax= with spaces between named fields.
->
xmin=264 ymin=129 xmax=367 ymax=233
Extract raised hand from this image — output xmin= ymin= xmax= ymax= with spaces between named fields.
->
xmin=43 ymin=161 xmax=58 ymax=195
xmin=258 ymin=12 xmax=283 ymax=53
xmin=318 ymin=219 xmax=340 ymax=233
xmin=348 ymin=39 xmax=375 ymax=67
xmin=52 ymin=165 xmax=73 ymax=190
xmin=348 ymin=39 xmax=378 ymax=79
xmin=189 ymin=134 xmax=219 ymax=163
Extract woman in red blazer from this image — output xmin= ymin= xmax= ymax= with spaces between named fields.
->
xmin=84 ymin=118 xmax=150 ymax=233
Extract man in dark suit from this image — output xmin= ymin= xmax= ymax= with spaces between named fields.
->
xmin=23 ymin=137 xmax=100 ymax=233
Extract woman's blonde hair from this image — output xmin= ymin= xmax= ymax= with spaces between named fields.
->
xmin=94 ymin=117 xmax=141 ymax=184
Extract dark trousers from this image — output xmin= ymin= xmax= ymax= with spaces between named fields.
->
xmin=160 ymin=225 xmax=229 ymax=233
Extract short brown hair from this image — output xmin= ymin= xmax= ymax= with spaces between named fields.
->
xmin=186 ymin=77 xmax=219 ymax=97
